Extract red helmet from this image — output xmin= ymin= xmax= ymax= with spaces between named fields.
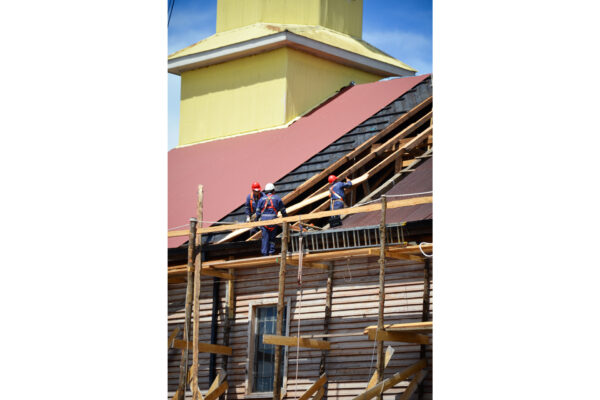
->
xmin=328 ymin=175 xmax=337 ymax=184
xmin=251 ymin=181 xmax=261 ymax=191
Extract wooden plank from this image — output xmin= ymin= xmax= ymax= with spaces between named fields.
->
xmin=287 ymin=260 xmax=329 ymax=270
xmin=298 ymin=374 xmax=328 ymax=400
xmin=367 ymin=330 xmax=430 ymax=345
xmin=398 ymin=369 xmax=427 ymax=400
xmin=364 ymin=322 xmax=432 ymax=334
xmin=273 ymin=222 xmax=288 ymax=400
xmin=204 ymin=381 xmax=227 ymax=400
xmin=351 ymin=359 xmax=427 ymax=400
xmin=168 ymin=326 xmax=180 ymax=349
xmin=263 ymin=334 xmax=331 ymax=350
xmin=367 ymin=345 xmax=394 ymax=390
xmin=172 ymin=339 xmax=233 ymax=356
xmin=204 ymin=245 xmax=416 ymax=270
xmin=313 ymin=387 xmax=326 ymax=400
xmin=192 ymin=185 xmax=204 ymax=400
xmin=168 ymin=195 xmax=433 ymax=237
xmin=385 ymin=252 xmax=423 ymax=262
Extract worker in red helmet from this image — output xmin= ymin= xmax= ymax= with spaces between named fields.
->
xmin=328 ymin=175 xmax=353 ymax=227
xmin=245 ymin=182 xmax=265 ymax=232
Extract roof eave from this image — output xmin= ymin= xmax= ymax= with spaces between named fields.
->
xmin=168 ymin=31 xmax=416 ymax=77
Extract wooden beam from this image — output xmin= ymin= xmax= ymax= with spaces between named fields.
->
xmin=367 ymin=345 xmax=395 ymax=390
xmin=177 ymin=217 xmax=197 ymax=400
xmin=272 ymin=222 xmax=289 ymax=400
xmin=168 ymin=326 xmax=180 ymax=349
xmin=169 ymin=196 xmax=432 ymax=237
xmin=287 ymin=260 xmax=329 ymax=270
xmin=192 ymin=185 xmax=204 ymax=400
xmin=297 ymin=374 xmax=328 ymax=400
xmin=367 ymin=330 xmax=430 ymax=345
xmin=398 ymin=369 xmax=427 ymax=400
xmin=376 ymin=196 xmax=387 ymax=399
xmin=385 ymin=252 xmax=424 ymax=262
xmin=364 ymin=321 xmax=433 ymax=334
xmin=351 ymin=359 xmax=427 ymax=400
xmin=204 ymin=381 xmax=228 ymax=400
xmin=314 ymin=387 xmax=326 ymax=400
xmin=204 ymin=244 xmax=422 ymax=270
xmin=172 ymin=339 xmax=233 ymax=355
xmin=263 ymin=334 xmax=331 ymax=350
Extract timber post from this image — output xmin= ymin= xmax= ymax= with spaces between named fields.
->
xmin=220 ymin=268 xmax=235 ymax=400
xmin=375 ymin=195 xmax=387 ymax=400
xmin=273 ymin=221 xmax=289 ymax=400
xmin=192 ymin=185 xmax=204 ymax=400
xmin=319 ymin=262 xmax=334 ymax=397
xmin=418 ymin=257 xmax=431 ymax=400
xmin=177 ymin=217 xmax=197 ymax=400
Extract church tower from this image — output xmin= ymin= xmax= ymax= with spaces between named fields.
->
xmin=168 ymin=0 xmax=416 ymax=146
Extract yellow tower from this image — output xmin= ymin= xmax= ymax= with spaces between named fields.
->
xmin=169 ymin=0 xmax=416 ymax=146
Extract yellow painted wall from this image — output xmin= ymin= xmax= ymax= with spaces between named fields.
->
xmin=285 ymin=48 xmax=382 ymax=120
xmin=178 ymin=46 xmax=382 ymax=146
xmin=216 ymin=0 xmax=363 ymax=38
xmin=179 ymin=48 xmax=288 ymax=145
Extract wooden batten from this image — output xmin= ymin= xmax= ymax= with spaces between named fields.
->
xmin=398 ymin=369 xmax=428 ymax=400
xmin=351 ymin=359 xmax=427 ymax=400
xmin=367 ymin=330 xmax=430 ymax=345
xmin=297 ymin=374 xmax=328 ymax=400
xmin=171 ymin=339 xmax=233 ymax=356
xmin=168 ymin=196 xmax=432 ymax=237
xmin=367 ymin=345 xmax=394 ymax=390
xmin=363 ymin=321 xmax=433 ymax=334
xmin=263 ymin=334 xmax=331 ymax=350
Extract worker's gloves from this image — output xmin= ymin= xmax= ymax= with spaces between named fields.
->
xmin=277 ymin=211 xmax=282 ymax=218
xmin=250 ymin=214 xmax=257 ymax=222
xmin=245 ymin=216 xmax=250 ymax=222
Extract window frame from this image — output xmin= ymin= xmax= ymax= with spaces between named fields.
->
xmin=245 ymin=298 xmax=291 ymax=397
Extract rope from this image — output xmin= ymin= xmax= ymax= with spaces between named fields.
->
xmin=419 ymin=242 xmax=433 ymax=258
xmin=294 ymin=223 xmax=304 ymax=400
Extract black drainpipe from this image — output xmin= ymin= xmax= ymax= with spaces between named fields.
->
xmin=209 ymin=274 xmax=221 ymax=383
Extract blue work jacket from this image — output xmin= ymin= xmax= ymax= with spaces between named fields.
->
xmin=245 ymin=191 xmax=265 ymax=217
xmin=256 ymin=193 xmax=287 ymax=221
xmin=329 ymin=181 xmax=353 ymax=208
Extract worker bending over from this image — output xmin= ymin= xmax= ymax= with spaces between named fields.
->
xmin=255 ymin=183 xmax=287 ymax=256
xmin=245 ymin=181 xmax=264 ymax=235
xmin=328 ymin=175 xmax=353 ymax=227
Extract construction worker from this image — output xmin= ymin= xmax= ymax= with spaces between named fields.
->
xmin=328 ymin=175 xmax=352 ymax=227
xmin=255 ymin=183 xmax=287 ymax=256
xmin=245 ymin=182 xmax=264 ymax=235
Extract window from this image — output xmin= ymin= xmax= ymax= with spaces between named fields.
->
xmin=247 ymin=301 xmax=289 ymax=395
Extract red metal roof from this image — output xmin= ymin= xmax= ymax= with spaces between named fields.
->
xmin=340 ymin=157 xmax=433 ymax=229
xmin=169 ymin=75 xmax=430 ymax=247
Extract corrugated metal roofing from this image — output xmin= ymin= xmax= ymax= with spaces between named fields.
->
xmin=168 ymin=23 xmax=415 ymax=72
xmin=340 ymin=157 xmax=433 ymax=228
xmin=169 ymin=75 xmax=430 ymax=247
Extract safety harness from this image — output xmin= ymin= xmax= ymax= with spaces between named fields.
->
xmin=329 ymin=185 xmax=346 ymax=209
xmin=260 ymin=194 xmax=277 ymax=231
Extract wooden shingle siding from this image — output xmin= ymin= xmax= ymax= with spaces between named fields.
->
xmin=168 ymin=256 xmax=432 ymax=400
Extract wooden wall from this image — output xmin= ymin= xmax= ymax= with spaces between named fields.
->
xmin=168 ymin=256 xmax=433 ymax=400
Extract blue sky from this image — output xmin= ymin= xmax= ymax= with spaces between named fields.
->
xmin=167 ymin=0 xmax=432 ymax=149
